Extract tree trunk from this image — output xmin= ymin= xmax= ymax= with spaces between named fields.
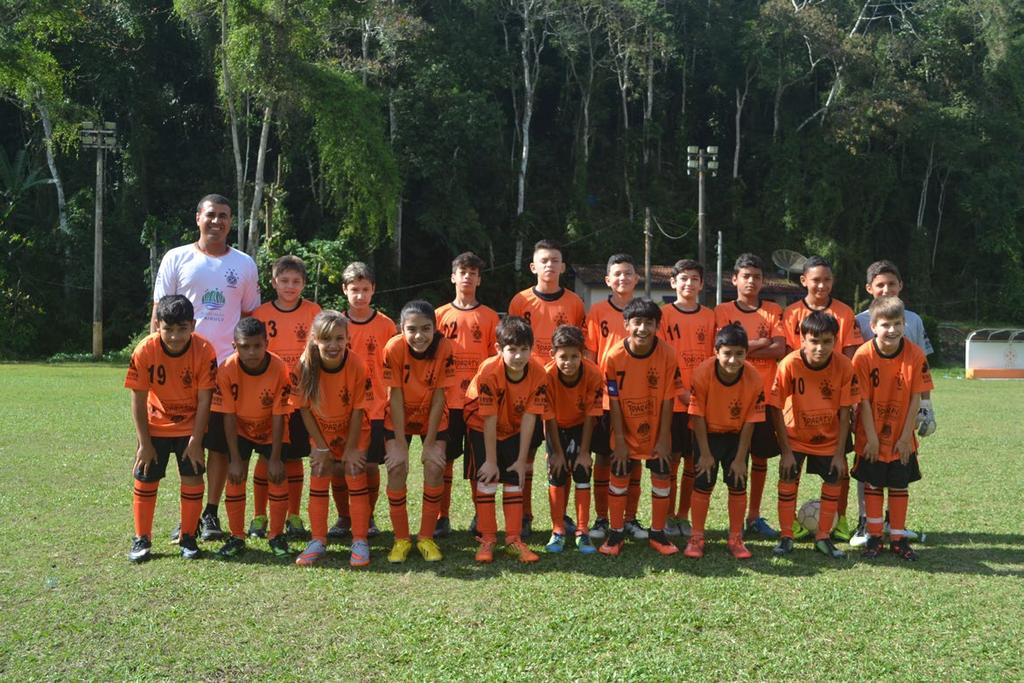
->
xmin=390 ymin=94 xmax=402 ymax=282
xmin=931 ymin=166 xmax=950 ymax=270
xmin=35 ymin=99 xmax=67 ymax=235
xmin=221 ymin=0 xmax=246 ymax=252
xmin=247 ymin=104 xmax=272 ymax=257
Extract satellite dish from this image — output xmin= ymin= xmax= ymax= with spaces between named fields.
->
xmin=772 ymin=249 xmax=808 ymax=276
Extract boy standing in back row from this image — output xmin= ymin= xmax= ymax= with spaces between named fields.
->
xmin=508 ymin=240 xmax=586 ymax=536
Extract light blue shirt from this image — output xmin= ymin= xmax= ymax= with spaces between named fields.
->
xmin=856 ymin=307 xmax=934 ymax=355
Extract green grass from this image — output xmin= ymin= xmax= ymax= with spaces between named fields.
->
xmin=1 ymin=364 xmax=1022 ymax=680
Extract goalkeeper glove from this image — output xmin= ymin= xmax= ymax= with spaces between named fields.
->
xmin=916 ymin=399 xmax=937 ymax=437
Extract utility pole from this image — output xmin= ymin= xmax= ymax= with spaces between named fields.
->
xmin=716 ymin=230 xmax=724 ymax=305
xmin=686 ymin=145 xmax=718 ymax=302
xmin=80 ymin=121 xmax=117 ymax=359
xmin=643 ymin=207 xmax=652 ymax=299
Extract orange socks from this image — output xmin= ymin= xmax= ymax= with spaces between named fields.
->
xmin=575 ymin=485 xmax=591 ymax=533
xmin=548 ymin=484 xmax=568 ymax=534
xmin=418 ymin=485 xmax=443 ymax=540
xmin=817 ymin=482 xmax=840 ymax=541
xmin=331 ymin=474 xmax=350 ymax=517
xmin=522 ymin=472 xmax=533 ymax=518
xmin=727 ymin=488 xmax=746 ymax=535
xmin=778 ymin=480 xmax=798 ymax=539
xmin=225 ymin=480 xmax=247 ymax=539
xmin=593 ymin=462 xmax=611 ymax=519
xmin=268 ymin=478 xmax=289 ymax=539
xmin=307 ymin=475 xmax=331 ymax=543
xmin=690 ymin=489 xmax=712 ymax=537
xmin=837 ymin=472 xmax=850 ymax=519
xmin=180 ymin=482 xmax=205 ymax=539
xmin=367 ymin=466 xmax=381 ymax=515
xmin=440 ymin=461 xmax=454 ymax=519
xmin=132 ymin=480 xmax=159 ymax=538
xmin=475 ymin=483 xmax=498 ymax=542
xmin=388 ymin=488 xmax=410 ymax=541
xmin=285 ymin=460 xmax=304 ymax=516
xmin=346 ymin=472 xmax=370 ymax=540
xmin=626 ymin=461 xmax=642 ymax=521
xmin=651 ymin=477 xmax=671 ymax=532
xmin=608 ymin=472 xmax=629 ymax=530
xmin=865 ymin=484 xmax=885 ymax=537
xmin=888 ymin=488 xmax=909 ymax=538
xmin=747 ymin=455 xmax=769 ymax=522
xmin=677 ymin=455 xmax=695 ymax=519
xmin=252 ymin=458 xmax=268 ymax=518
xmin=503 ymin=488 xmax=524 ymax=543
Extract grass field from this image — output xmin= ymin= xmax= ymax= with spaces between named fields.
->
xmin=1 ymin=364 xmax=1022 ymax=681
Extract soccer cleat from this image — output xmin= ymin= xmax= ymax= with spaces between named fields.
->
xmin=433 ymin=516 xmax=452 ymax=539
xmin=814 ymin=538 xmax=846 ymax=559
xmin=521 ymin=515 xmax=533 ymax=540
xmin=562 ymin=515 xmax=577 ymax=539
xmin=417 ymin=537 xmax=443 ymax=562
xmin=683 ymin=535 xmax=705 ymax=559
xmin=676 ymin=518 xmax=693 ymax=537
xmin=861 ymin=535 xmax=883 ymax=559
xmin=589 ymin=517 xmax=610 ymax=541
xmin=295 ymin=539 xmax=326 ymax=566
xmin=849 ymin=516 xmax=869 ymax=548
xmin=367 ymin=516 xmax=380 ymax=538
xmin=772 ymin=537 xmax=794 ymax=556
xmin=727 ymin=533 xmax=753 ymax=559
xmin=505 ymin=539 xmax=540 ymax=563
xmin=350 ymin=539 xmax=371 ymax=567
xmin=575 ymin=534 xmax=597 ymax=555
xmin=216 ymin=536 xmax=246 ymax=559
xmin=745 ymin=516 xmax=780 ymax=539
xmin=179 ymin=533 xmax=201 ymax=560
xmin=169 ymin=521 xmax=199 ymax=545
xmin=901 ymin=528 xmax=920 ymax=542
xmin=286 ymin=515 xmax=307 ymax=539
xmin=890 ymin=537 xmax=918 ymax=561
xmin=200 ymin=512 xmax=224 ymax=542
xmin=545 ymin=533 xmax=566 ymax=553
xmin=387 ymin=539 xmax=413 ymax=564
xmin=598 ymin=530 xmax=626 ymax=557
xmin=475 ymin=540 xmax=496 ymax=563
xmin=663 ymin=517 xmax=681 ymax=537
xmin=624 ymin=519 xmax=649 ymax=540
xmin=268 ymin=535 xmax=292 ymax=557
xmin=327 ymin=516 xmax=351 ymax=540
xmin=647 ymin=530 xmax=679 ymax=556
xmin=128 ymin=536 xmax=151 ymax=563
xmin=791 ymin=520 xmax=811 ymax=541
xmin=831 ymin=515 xmax=853 ymax=542
xmin=247 ymin=515 xmax=268 ymax=539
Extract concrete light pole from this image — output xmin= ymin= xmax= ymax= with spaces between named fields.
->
xmin=80 ymin=121 xmax=117 ymax=359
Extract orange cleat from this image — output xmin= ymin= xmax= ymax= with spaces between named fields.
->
xmin=475 ymin=539 xmax=496 ymax=563
xmin=647 ymin=530 xmax=680 ymax=556
xmin=505 ymin=539 xmax=540 ymax=563
xmin=727 ymin=534 xmax=752 ymax=559
xmin=683 ymin=535 xmax=705 ymax=559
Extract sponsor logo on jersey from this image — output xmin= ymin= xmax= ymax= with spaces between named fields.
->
xmin=202 ymin=288 xmax=227 ymax=311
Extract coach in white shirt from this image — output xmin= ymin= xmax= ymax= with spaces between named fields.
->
xmin=150 ymin=194 xmax=260 ymax=541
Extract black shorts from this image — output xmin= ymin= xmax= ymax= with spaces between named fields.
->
xmin=591 ymin=411 xmax=612 ymax=457
xmin=693 ymin=432 xmax=746 ymax=492
xmin=203 ymin=412 xmax=228 ymax=452
xmin=611 ymin=456 xmax=671 ymax=478
xmin=670 ymin=412 xmax=692 ymax=456
xmin=545 ymin=424 xmax=593 ymax=487
xmin=851 ymin=453 xmax=922 ymax=489
xmin=468 ymin=430 xmax=524 ymax=486
xmin=749 ymin=419 xmax=780 ymax=459
xmin=529 ymin=420 xmax=544 ymax=451
xmin=445 ymin=408 xmax=467 ymax=462
xmin=282 ymin=410 xmax=310 ymax=460
xmin=204 ymin=412 xmax=291 ymax=459
xmin=135 ymin=436 xmax=205 ymax=482
xmin=366 ymin=419 xmax=386 ymax=465
xmin=781 ymin=451 xmax=845 ymax=485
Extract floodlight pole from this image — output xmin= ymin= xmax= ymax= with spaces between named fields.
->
xmin=80 ymin=121 xmax=117 ymax=359
xmin=686 ymin=145 xmax=718 ymax=303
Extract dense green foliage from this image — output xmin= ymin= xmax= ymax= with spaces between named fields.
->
xmin=2 ymin=0 xmax=1023 ymax=357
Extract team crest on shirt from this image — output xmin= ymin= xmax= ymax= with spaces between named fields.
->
xmin=879 ymin=423 xmax=893 ymax=439
xmin=225 ymin=269 xmax=239 ymax=287
xmin=180 ymin=367 xmax=193 ymax=388
xmin=758 ymin=322 xmax=770 ymax=339
xmin=513 ymin=396 xmax=526 ymax=415
xmin=637 ymin=423 xmax=651 ymax=439
xmin=895 ymin=372 xmax=905 ymax=390
xmin=729 ymin=399 xmax=742 ymax=419
xmin=819 ymin=379 xmax=834 ymax=399
xmin=696 ymin=326 xmax=707 ymax=343
xmin=647 ymin=367 xmax=659 ymax=389
xmin=424 ymin=370 xmax=436 ymax=385
xmin=366 ymin=337 xmax=377 ymax=354
xmin=329 ymin=436 xmax=344 ymax=450
xmin=295 ymin=322 xmax=309 ymax=342
xmin=260 ymin=389 xmax=275 ymax=408
xmin=471 ymin=323 xmax=483 ymax=341
xmin=339 ymin=387 xmax=351 ymax=406
xmin=555 ymin=311 xmax=568 ymax=327
xmin=577 ymin=398 xmax=587 ymax=413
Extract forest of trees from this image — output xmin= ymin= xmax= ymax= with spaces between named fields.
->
xmin=2 ymin=0 xmax=1023 ymax=358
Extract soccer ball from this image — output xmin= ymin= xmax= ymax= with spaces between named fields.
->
xmin=797 ymin=499 xmax=835 ymax=534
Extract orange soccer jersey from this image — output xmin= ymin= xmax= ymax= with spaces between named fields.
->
xmin=853 ymin=339 xmax=934 ymax=462
xmin=465 ymin=356 xmax=549 ymax=441
xmin=290 ymin=350 xmax=372 ymax=454
xmin=435 ymin=302 xmax=499 ymax=409
xmin=659 ymin=303 xmax=716 ymax=412
xmin=782 ymin=297 xmax=864 ymax=351
xmin=344 ymin=309 xmax=396 ymax=420
xmin=382 ymin=334 xmax=457 ymax=435
xmin=252 ymin=299 xmax=322 ymax=379
xmin=687 ymin=357 xmax=765 ymax=433
xmin=508 ymin=287 xmax=586 ymax=361
xmin=544 ymin=358 xmax=605 ymax=429
xmin=604 ymin=339 xmax=684 ymax=459
xmin=124 ymin=333 xmax=218 ymax=437
xmin=212 ymin=352 xmax=293 ymax=444
xmin=769 ymin=350 xmax=860 ymax=455
xmin=715 ymin=300 xmax=785 ymax=393
xmin=585 ymin=297 xmax=629 ymax=368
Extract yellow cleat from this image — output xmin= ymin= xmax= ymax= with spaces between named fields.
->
xmin=416 ymin=537 xmax=443 ymax=562
xmin=387 ymin=538 xmax=413 ymax=564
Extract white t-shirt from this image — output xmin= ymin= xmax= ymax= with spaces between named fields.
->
xmin=856 ymin=307 xmax=934 ymax=355
xmin=153 ymin=244 xmax=260 ymax=363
